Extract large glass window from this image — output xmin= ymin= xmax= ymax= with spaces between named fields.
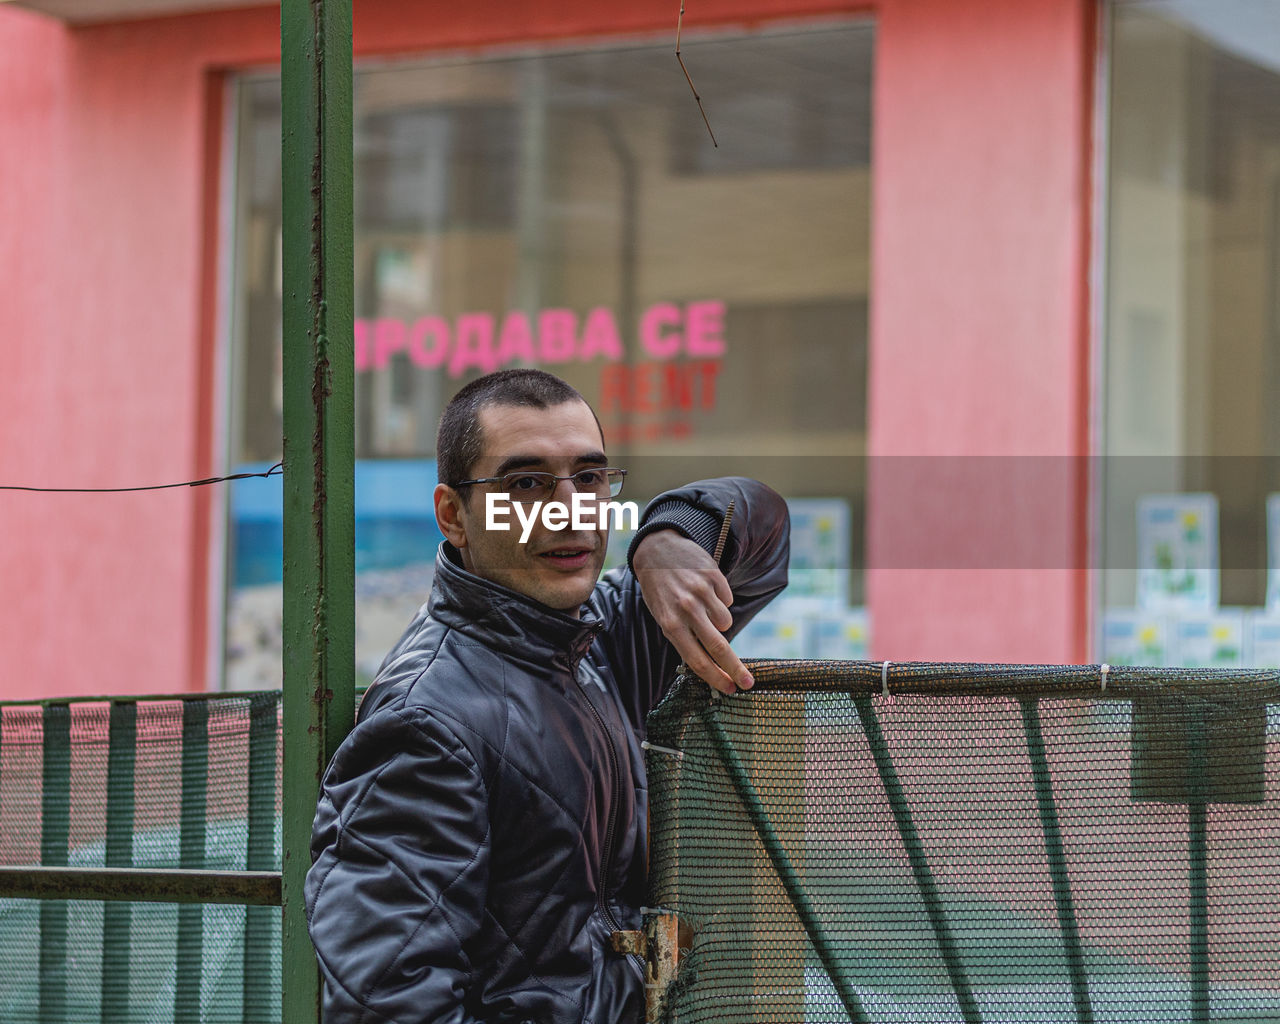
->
xmin=225 ymin=24 xmax=874 ymax=687
xmin=1101 ymin=2 xmax=1280 ymax=668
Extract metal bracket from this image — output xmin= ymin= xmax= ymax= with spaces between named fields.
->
xmin=610 ymin=911 xmax=682 ymax=1021
xmin=643 ymin=911 xmax=681 ymax=1023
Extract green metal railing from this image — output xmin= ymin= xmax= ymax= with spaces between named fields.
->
xmin=850 ymin=693 xmax=980 ymax=1024
xmin=645 ymin=661 xmax=1280 ymax=1024
xmin=1020 ymin=697 xmax=1094 ymax=1024
xmin=0 ymin=867 xmax=281 ymax=906
xmin=6 ymin=665 xmax=1280 ymax=1024
xmin=0 ymin=692 xmax=285 ymax=1021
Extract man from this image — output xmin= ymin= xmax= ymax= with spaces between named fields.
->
xmin=307 ymin=369 xmax=789 ymax=1024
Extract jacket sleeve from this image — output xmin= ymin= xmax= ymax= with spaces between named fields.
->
xmin=591 ymin=476 xmax=790 ymax=729
xmin=306 ymin=705 xmax=495 ymax=1024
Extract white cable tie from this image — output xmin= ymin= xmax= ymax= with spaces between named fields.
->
xmin=641 ymin=740 xmax=685 ymax=760
xmin=1099 ymin=663 xmax=1110 ymax=693
xmin=681 ymin=660 xmax=722 ymax=700
xmin=881 ymin=660 xmax=892 ymax=700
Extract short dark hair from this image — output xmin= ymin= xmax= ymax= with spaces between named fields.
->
xmin=436 ymin=369 xmax=600 ymax=492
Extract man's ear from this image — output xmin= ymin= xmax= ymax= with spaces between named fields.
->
xmin=434 ymin=483 xmax=470 ymax=549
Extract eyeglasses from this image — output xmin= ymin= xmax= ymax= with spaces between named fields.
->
xmin=455 ymin=467 xmax=627 ymax=503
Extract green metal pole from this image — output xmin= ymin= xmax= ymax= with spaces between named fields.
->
xmin=244 ymin=693 xmax=280 ymax=1023
xmin=176 ymin=699 xmax=210 ymax=1023
xmin=700 ymin=706 xmax=870 ymax=1024
xmin=40 ymin=703 xmax=70 ymax=1024
xmin=852 ymin=696 xmax=982 ymax=1024
xmin=101 ymin=701 xmax=137 ymax=1022
xmin=0 ymin=867 xmax=282 ymax=906
xmin=1019 ymin=698 xmax=1093 ymax=1024
xmin=1188 ymin=713 xmax=1209 ymax=1024
xmin=281 ymin=0 xmax=355 ymax=1021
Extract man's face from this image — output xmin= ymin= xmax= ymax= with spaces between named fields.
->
xmin=436 ymin=400 xmax=610 ymax=616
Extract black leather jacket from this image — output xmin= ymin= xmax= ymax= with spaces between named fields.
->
xmin=306 ymin=477 xmax=789 ymax=1024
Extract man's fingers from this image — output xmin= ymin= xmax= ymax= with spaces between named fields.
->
xmin=710 ymin=568 xmax=733 ymax=609
xmin=632 ymin=535 xmax=750 ymax=692
xmin=669 ymin=614 xmax=750 ymax=695
xmin=704 ymin=594 xmax=733 ymax=633
xmin=679 ymin=639 xmax=736 ymax=695
xmin=691 ymin=616 xmax=750 ymax=689
xmin=683 ymin=568 xmax=732 ymax=630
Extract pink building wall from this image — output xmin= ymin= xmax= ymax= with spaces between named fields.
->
xmin=866 ymin=0 xmax=1095 ymax=664
xmin=0 ymin=5 xmax=278 ymax=701
xmin=0 ymin=0 xmax=1093 ymax=699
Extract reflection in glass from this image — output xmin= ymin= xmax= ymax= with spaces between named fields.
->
xmin=1102 ymin=3 xmax=1280 ymax=667
xmin=225 ymin=25 xmax=875 ymax=686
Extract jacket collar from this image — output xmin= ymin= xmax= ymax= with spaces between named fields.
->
xmin=429 ymin=543 xmax=602 ymax=673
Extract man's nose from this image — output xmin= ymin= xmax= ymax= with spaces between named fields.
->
xmin=550 ymin=475 xmax=579 ymax=500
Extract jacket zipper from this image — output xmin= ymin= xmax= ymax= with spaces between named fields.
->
xmin=576 ymin=662 xmax=646 ymax=977
xmin=575 ymin=666 xmax=624 ymax=934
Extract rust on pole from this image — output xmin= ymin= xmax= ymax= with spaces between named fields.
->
xmin=281 ymin=0 xmax=355 ymax=1021
xmin=609 ymin=912 xmax=682 ymax=1022
xmin=644 ymin=912 xmax=681 ymax=1023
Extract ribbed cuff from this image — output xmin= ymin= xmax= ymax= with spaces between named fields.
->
xmin=627 ymin=500 xmax=723 ymax=571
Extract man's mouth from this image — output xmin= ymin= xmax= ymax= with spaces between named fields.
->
xmin=537 ymin=545 xmax=594 ymax=568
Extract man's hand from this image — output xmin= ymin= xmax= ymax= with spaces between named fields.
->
xmin=631 ymin=529 xmax=753 ymax=695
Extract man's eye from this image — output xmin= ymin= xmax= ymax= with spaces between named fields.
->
xmin=507 ymin=475 xmax=546 ymax=493
xmin=574 ymin=470 xmax=604 ymax=487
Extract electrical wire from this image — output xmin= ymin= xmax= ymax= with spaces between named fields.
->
xmin=0 ymin=462 xmax=282 ymax=494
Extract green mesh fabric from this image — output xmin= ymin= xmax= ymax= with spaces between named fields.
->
xmin=0 ymin=694 xmax=281 ymax=1024
xmin=645 ymin=661 xmax=1280 ymax=1024
xmin=6 ymin=667 xmax=1280 ymax=1024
